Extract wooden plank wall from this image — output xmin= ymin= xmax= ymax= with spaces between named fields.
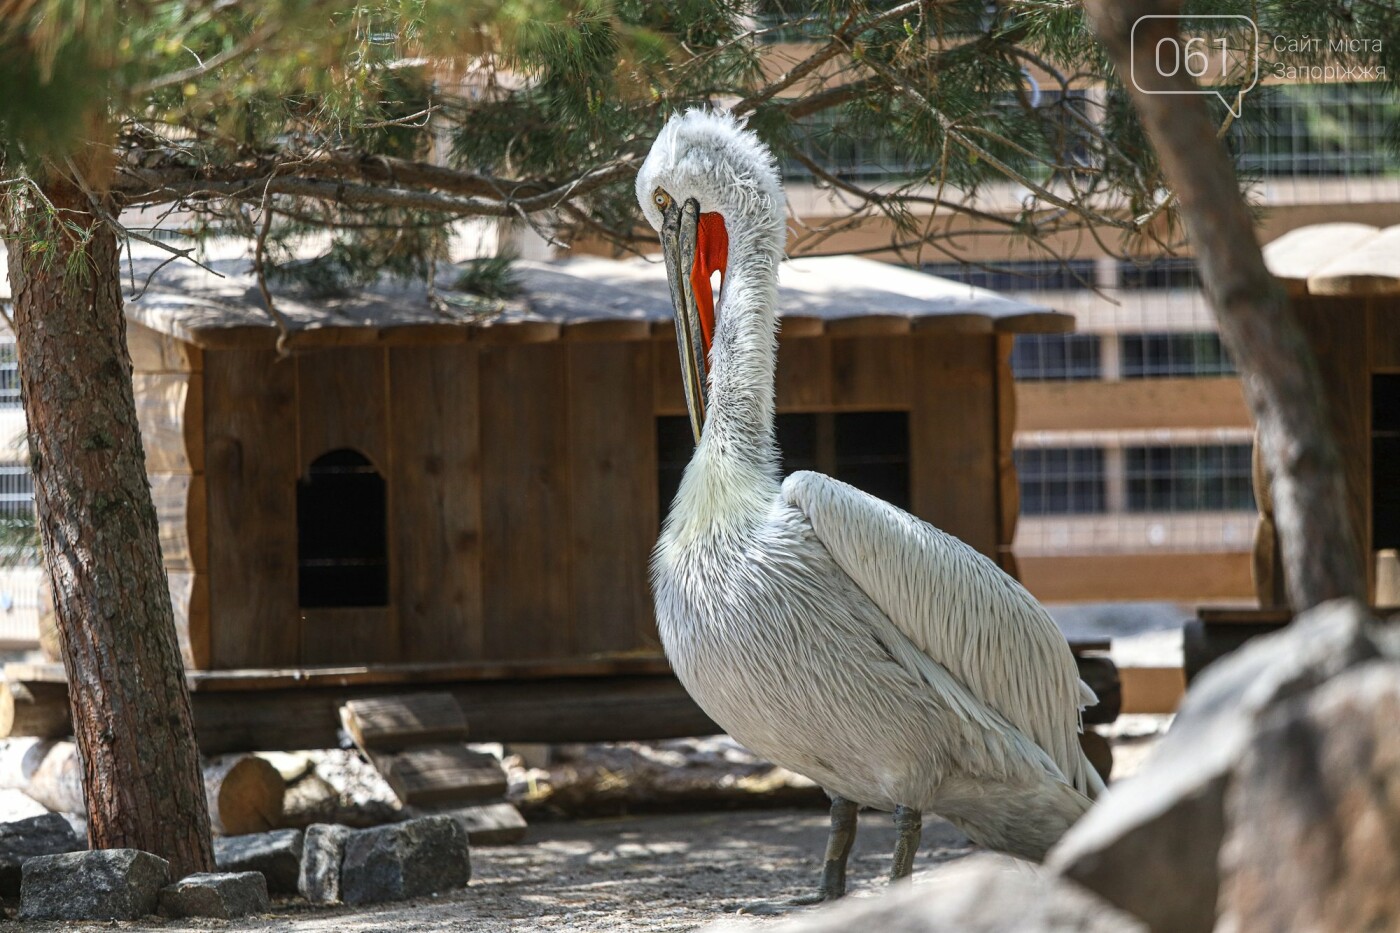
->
xmin=128 ymin=322 xmax=209 ymax=668
xmin=203 ymin=349 xmax=300 ymax=669
xmin=910 ymin=334 xmax=999 ymax=558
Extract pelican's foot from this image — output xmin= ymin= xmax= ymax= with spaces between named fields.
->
xmin=737 ymin=891 xmax=838 ymax=915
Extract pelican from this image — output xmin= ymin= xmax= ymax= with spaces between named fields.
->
xmin=638 ymin=109 xmax=1103 ymax=908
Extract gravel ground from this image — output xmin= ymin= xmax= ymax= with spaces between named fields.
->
xmin=2 ymin=808 xmax=975 ymax=933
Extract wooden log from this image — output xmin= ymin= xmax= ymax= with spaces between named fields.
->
xmin=203 ymin=754 xmax=286 ymax=836
xmin=0 ymin=681 xmax=72 ymax=739
xmin=339 ymin=693 xmax=469 ymax=752
xmin=0 ymin=739 xmax=84 ymax=814
xmin=1 ymin=674 xmax=721 ymax=754
xmin=370 ymin=745 xmax=507 ymax=807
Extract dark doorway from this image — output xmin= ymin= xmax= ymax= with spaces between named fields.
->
xmin=297 ymin=448 xmax=389 ymax=608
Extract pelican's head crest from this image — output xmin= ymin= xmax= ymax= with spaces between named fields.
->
xmin=635 ymin=108 xmax=786 ymax=246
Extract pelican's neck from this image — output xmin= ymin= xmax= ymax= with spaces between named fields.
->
xmin=666 ymin=225 xmax=782 ymax=542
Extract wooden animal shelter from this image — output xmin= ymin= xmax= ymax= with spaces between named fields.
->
xmin=2 ymin=247 xmax=1095 ymax=752
xmin=1188 ymin=222 xmax=1400 ymax=677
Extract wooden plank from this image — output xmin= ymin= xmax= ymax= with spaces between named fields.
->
xmin=133 ymin=372 xmax=204 ymax=473
xmin=1197 ymin=607 xmax=1294 ymax=625
xmin=204 ymin=350 xmax=300 ymax=668
xmin=1020 ymin=551 xmax=1254 ymax=602
xmin=1293 ymin=295 xmax=1372 ymax=598
xmin=127 ymin=321 xmax=201 ymax=373
xmin=567 ymin=342 xmax=657 ymax=655
xmin=150 ymin=472 xmax=206 ymax=572
xmin=479 ymin=344 xmax=572 ymax=660
xmin=1121 ymin=667 xmax=1186 ymax=715
xmin=830 ymin=336 xmax=910 ymax=410
xmin=340 ymin=692 xmax=469 ymax=751
xmin=1017 ymin=377 xmax=1252 ymax=432
xmin=824 ymin=315 xmax=910 ymax=338
xmin=300 ymin=607 xmax=399 ymax=666
xmin=1371 ymin=296 xmax=1400 ymax=371
xmin=652 ymin=339 xmax=687 ymax=417
xmin=774 ymin=337 xmax=832 ymax=411
xmin=370 ymin=745 xmax=507 ymax=806
xmin=388 ymin=345 xmax=483 ymax=663
xmin=296 ymin=348 xmax=389 ymax=476
xmin=425 ymin=801 xmax=527 ymax=845
xmin=168 ymin=570 xmax=210 ymax=670
xmin=910 ymin=334 xmax=998 ymax=557
xmin=993 ymin=334 xmax=1019 ymax=575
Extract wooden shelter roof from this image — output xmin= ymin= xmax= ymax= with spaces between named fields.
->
xmin=1263 ymin=223 xmax=1400 ymax=297
xmin=1 ymin=240 xmax=1072 ymax=348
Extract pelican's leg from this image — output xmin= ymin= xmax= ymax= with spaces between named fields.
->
xmin=740 ymin=794 xmax=858 ymax=914
xmin=889 ymin=805 xmax=922 ymax=882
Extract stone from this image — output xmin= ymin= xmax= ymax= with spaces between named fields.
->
xmin=214 ymin=828 xmax=304 ymax=894
xmin=299 ymin=822 xmax=353 ymax=905
xmin=340 ymin=814 xmax=470 ymax=905
xmin=0 ymin=812 xmax=83 ymax=895
xmin=159 ymin=871 xmax=270 ymax=919
xmin=702 ymin=854 xmax=1144 ymax=932
xmin=19 ymin=848 xmax=170 ymax=920
xmin=1048 ymin=598 xmax=1382 ymax=933
xmin=1217 ymin=661 xmax=1400 ymax=932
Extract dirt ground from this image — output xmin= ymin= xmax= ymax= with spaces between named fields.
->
xmin=11 ymin=808 xmax=976 ymax=933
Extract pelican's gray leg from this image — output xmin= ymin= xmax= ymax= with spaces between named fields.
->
xmin=740 ymin=794 xmax=858 ymax=914
xmin=890 ymin=805 xmax=922 ymax=882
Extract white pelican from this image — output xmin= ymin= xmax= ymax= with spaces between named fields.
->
xmin=638 ymin=109 xmax=1103 ymax=907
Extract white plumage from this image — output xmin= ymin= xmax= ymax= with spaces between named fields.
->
xmin=639 ymin=110 xmax=1100 ymax=894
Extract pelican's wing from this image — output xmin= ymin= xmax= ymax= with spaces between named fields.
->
xmin=782 ymin=470 xmax=1103 ymax=797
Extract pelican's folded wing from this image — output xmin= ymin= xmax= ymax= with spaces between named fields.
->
xmin=782 ymin=470 xmax=1102 ymax=797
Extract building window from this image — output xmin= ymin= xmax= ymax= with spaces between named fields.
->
xmin=657 ymin=411 xmax=911 ymax=518
xmin=1228 ymin=82 xmax=1400 ymax=177
xmin=1012 ymin=334 xmax=1102 ymax=381
xmin=921 ymin=260 xmax=1098 ymax=293
xmin=296 ymin=448 xmax=389 ymax=608
xmin=1125 ymin=444 xmax=1254 ymax=512
xmin=1015 ymin=447 xmax=1106 ymax=515
xmin=0 ymin=339 xmax=19 ymax=409
xmin=1117 ymin=257 xmax=1201 ymax=291
xmin=1121 ymin=332 xmax=1235 ymax=378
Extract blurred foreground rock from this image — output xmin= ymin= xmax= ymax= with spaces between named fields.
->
xmin=704 ymin=854 xmax=1143 ymax=932
xmin=1217 ymin=661 xmax=1400 ymax=932
xmin=1050 ymin=599 xmax=1393 ymax=931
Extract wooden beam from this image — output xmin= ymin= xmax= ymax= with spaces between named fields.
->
xmin=1019 ymin=551 xmax=1254 ymax=602
xmin=1017 ymin=377 xmax=1252 ymax=433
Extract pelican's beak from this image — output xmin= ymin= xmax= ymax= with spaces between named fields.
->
xmin=661 ymin=197 xmax=709 ymax=444
xmin=661 ymin=197 xmax=727 ymax=445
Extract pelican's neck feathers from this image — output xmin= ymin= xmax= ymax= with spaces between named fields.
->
xmin=638 ymin=109 xmax=789 ymax=547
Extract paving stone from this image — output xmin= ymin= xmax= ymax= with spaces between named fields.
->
xmin=19 ymin=848 xmax=169 ymax=920
xmin=299 ymin=823 xmax=352 ymax=905
xmin=214 ymin=828 xmax=304 ymax=894
xmin=0 ymin=812 xmax=83 ymax=896
xmin=160 ymin=871 xmax=270 ymax=919
xmin=340 ymin=814 xmax=470 ymax=905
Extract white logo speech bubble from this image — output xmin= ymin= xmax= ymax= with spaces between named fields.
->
xmin=1130 ymin=14 xmax=1260 ymax=119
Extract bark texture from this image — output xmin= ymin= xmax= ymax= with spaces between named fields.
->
xmin=1086 ymin=0 xmax=1366 ymax=611
xmin=5 ymin=177 xmax=214 ymax=876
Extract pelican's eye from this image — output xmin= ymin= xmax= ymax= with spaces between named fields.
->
xmin=653 ymin=188 xmax=672 ymax=210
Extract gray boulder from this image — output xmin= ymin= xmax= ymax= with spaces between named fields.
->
xmin=0 ymin=812 xmax=83 ymax=895
xmin=299 ymin=822 xmax=353 ymax=905
xmin=214 ymin=828 xmax=304 ymax=894
xmin=1217 ymin=661 xmax=1400 ymax=932
xmin=19 ymin=848 xmax=170 ymax=920
xmin=1048 ymin=599 xmax=1382 ymax=932
xmin=702 ymin=854 xmax=1143 ymax=932
xmin=340 ymin=814 xmax=470 ymax=905
xmin=160 ymin=871 xmax=270 ymax=919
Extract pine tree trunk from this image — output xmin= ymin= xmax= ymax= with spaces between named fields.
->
xmin=4 ymin=177 xmax=214 ymax=876
xmin=1086 ymin=0 xmax=1367 ymax=611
